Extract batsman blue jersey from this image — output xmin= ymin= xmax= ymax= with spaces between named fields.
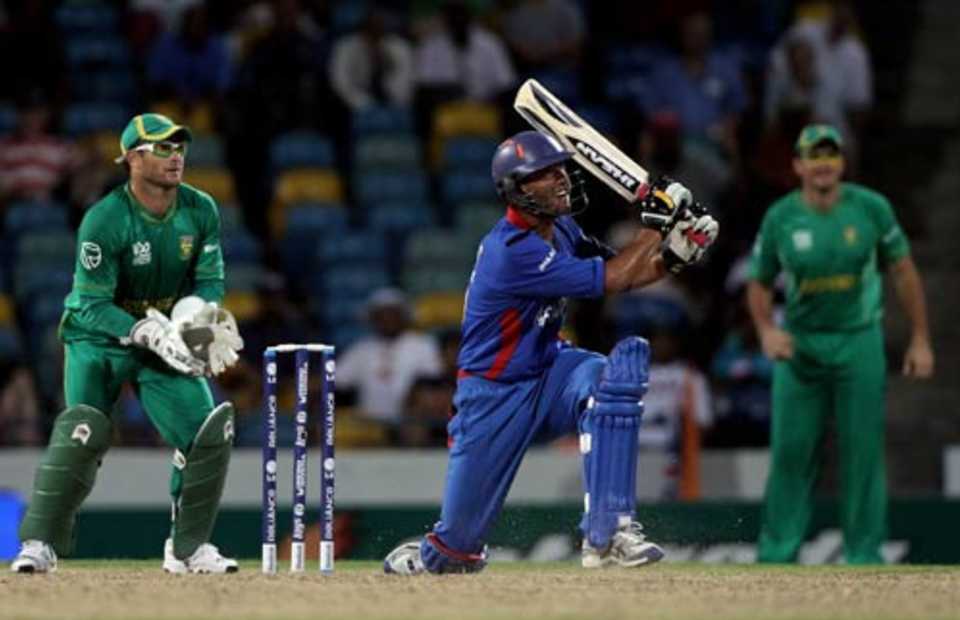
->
xmin=457 ymin=207 xmax=614 ymax=382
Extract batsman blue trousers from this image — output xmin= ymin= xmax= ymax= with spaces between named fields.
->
xmin=427 ymin=347 xmax=605 ymax=564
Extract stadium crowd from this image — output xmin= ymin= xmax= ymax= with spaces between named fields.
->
xmin=0 ymin=0 xmax=877 ymax=496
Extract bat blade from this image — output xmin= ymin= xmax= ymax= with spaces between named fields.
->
xmin=513 ymin=79 xmax=650 ymax=203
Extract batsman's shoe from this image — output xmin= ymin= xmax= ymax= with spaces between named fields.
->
xmin=582 ymin=523 xmax=664 ymax=568
xmin=163 ymin=538 xmax=238 ymax=574
xmin=384 ymin=541 xmax=426 ymax=576
xmin=10 ymin=540 xmax=58 ymax=574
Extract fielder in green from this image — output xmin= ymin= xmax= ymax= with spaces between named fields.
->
xmin=10 ymin=113 xmax=245 ymax=574
xmin=747 ymin=124 xmax=934 ymax=564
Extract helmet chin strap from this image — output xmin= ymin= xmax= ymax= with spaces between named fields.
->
xmin=511 ymin=168 xmax=589 ymax=219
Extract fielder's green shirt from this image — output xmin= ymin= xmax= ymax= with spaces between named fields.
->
xmin=749 ymin=183 xmax=910 ymax=332
xmin=60 ymin=182 xmax=225 ymax=344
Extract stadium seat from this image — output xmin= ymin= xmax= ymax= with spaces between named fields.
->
xmin=63 ymin=103 xmax=128 ymax=136
xmin=184 ymin=167 xmax=236 ymax=203
xmin=530 ymin=68 xmax=581 ymax=105
xmin=221 ymin=231 xmax=262 ymax=263
xmin=81 ymin=130 xmax=122 ymax=166
xmin=273 ymin=169 xmax=343 ymax=208
xmin=270 ymin=131 xmax=336 ymax=171
xmin=442 ymin=136 xmax=500 ymax=170
xmin=13 ymin=267 xmax=73 ymax=304
xmin=223 ymin=291 xmax=262 ymax=323
xmin=352 ymin=106 xmax=414 ymax=136
xmin=4 ymin=201 xmax=69 ymax=237
xmin=367 ymin=202 xmax=436 ymax=234
xmin=0 ymin=327 xmax=22 ymax=361
xmin=15 ymin=232 xmax=75 ymax=265
xmin=456 ymin=203 xmax=503 ymax=240
xmin=608 ymin=293 xmax=690 ymax=340
xmin=65 ymin=35 xmax=130 ymax=67
xmin=283 ymin=202 xmax=348 ymax=235
xmin=0 ymin=295 xmax=15 ymax=327
xmin=403 ymin=266 xmax=471 ymax=296
xmin=430 ymin=102 xmax=501 ymax=167
xmin=354 ymin=135 xmax=421 ymax=169
xmin=56 ymin=3 xmax=119 ymax=32
xmin=218 ymin=203 xmax=244 ymax=232
xmin=315 ymin=230 xmax=387 ymax=266
xmin=441 ymin=170 xmax=498 ymax=206
xmin=226 ymin=264 xmax=265 ymax=292
xmin=308 ymin=294 xmax=367 ymax=326
xmin=69 ymin=69 xmax=136 ymax=103
xmin=414 ymin=291 xmax=464 ymax=330
xmin=151 ymin=100 xmax=215 ymax=135
xmin=188 ymin=134 xmax=226 ymax=168
xmin=353 ymin=170 xmax=429 ymax=207
xmin=404 ymin=228 xmax=478 ymax=266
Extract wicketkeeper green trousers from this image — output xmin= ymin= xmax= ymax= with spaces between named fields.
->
xmin=758 ymin=324 xmax=887 ymax=564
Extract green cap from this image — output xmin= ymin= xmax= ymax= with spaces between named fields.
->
xmin=794 ymin=124 xmax=843 ymax=156
xmin=114 ymin=113 xmax=192 ymax=163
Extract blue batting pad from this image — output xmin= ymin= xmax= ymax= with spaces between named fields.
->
xmin=0 ymin=489 xmax=25 ymax=560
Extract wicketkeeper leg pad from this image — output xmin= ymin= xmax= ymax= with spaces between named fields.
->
xmin=580 ymin=337 xmax=649 ymax=549
xmin=19 ymin=405 xmax=112 ymax=556
xmin=171 ymin=402 xmax=234 ymax=559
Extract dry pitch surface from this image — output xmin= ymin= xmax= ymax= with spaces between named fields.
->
xmin=2 ymin=561 xmax=959 ymax=620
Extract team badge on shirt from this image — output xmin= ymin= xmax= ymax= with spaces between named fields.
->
xmin=844 ymin=226 xmax=858 ymax=245
xmin=132 ymin=241 xmax=151 ymax=266
xmin=792 ymin=230 xmax=812 ymax=251
xmin=179 ymin=235 xmax=194 ymax=260
xmin=80 ymin=242 xmax=101 ymax=270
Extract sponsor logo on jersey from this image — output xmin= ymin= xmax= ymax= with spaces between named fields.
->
xmin=80 ymin=242 xmax=102 ymax=270
xmin=179 ymin=235 xmax=194 ymax=260
xmin=792 ymin=230 xmax=812 ymax=251
xmin=844 ymin=226 xmax=858 ymax=245
xmin=132 ymin=241 xmax=151 ymax=266
xmin=538 ymin=248 xmax=557 ymax=272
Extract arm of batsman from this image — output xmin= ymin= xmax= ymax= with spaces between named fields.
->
xmin=171 ymin=296 xmax=244 ymax=377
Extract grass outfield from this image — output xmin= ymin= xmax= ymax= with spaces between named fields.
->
xmin=2 ymin=560 xmax=959 ymax=620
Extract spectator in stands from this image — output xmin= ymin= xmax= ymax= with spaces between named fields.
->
xmin=643 ymin=11 xmax=747 ymax=158
xmin=709 ymin=297 xmax=773 ymax=448
xmin=337 ymin=288 xmax=443 ymax=424
xmin=329 ymin=8 xmax=414 ymax=110
xmin=0 ymin=91 xmax=73 ymax=205
xmin=0 ymin=360 xmax=42 ymax=446
xmin=500 ymin=0 xmax=584 ymax=73
xmin=146 ymin=3 xmax=233 ymax=102
xmin=641 ymin=325 xmax=712 ymax=500
xmin=766 ymin=1 xmax=872 ymax=150
xmin=414 ymin=1 xmax=515 ymax=103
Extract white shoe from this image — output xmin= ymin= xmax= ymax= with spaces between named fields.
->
xmin=383 ymin=541 xmax=426 ymax=575
xmin=582 ymin=522 xmax=665 ymax=568
xmin=10 ymin=540 xmax=58 ymax=574
xmin=163 ymin=538 xmax=238 ymax=574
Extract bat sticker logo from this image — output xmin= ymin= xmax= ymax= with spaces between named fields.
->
xmin=572 ymin=139 xmax=640 ymax=192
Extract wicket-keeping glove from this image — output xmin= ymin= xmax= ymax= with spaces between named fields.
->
xmin=172 ymin=296 xmax=244 ymax=377
xmin=637 ymin=176 xmax=693 ymax=233
xmin=123 ymin=309 xmax=206 ymax=376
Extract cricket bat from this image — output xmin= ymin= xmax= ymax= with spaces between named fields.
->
xmin=513 ymin=78 xmax=651 ymax=203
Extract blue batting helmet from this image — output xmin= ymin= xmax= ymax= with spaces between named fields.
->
xmin=491 ymin=131 xmax=589 ymax=216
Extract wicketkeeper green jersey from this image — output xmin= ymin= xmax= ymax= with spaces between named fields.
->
xmin=749 ymin=183 xmax=910 ymax=332
xmin=60 ymin=182 xmax=225 ymax=344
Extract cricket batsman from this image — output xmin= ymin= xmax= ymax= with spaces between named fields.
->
xmin=384 ymin=131 xmax=718 ymax=574
xmin=748 ymin=124 xmax=934 ymax=563
xmin=10 ymin=113 xmax=244 ymax=574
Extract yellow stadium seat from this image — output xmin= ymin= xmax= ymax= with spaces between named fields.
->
xmin=430 ymin=101 xmax=502 ymax=167
xmin=223 ymin=291 xmax=262 ymax=322
xmin=151 ymin=100 xmax=216 ymax=135
xmin=184 ymin=167 xmax=236 ymax=203
xmin=82 ymin=131 xmax=122 ymax=166
xmin=270 ymin=168 xmax=344 ymax=237
xmin=0 ymin=295 xmax=15 ymax=326
xmin=414 ymin=290 xmax=465 ymax=330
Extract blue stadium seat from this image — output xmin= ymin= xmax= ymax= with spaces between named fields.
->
xmin=4 ymin=201 xmax=69 ymax=237
xmin=605 ymin=76 xmax=650 ymax=106
xmin=367 ymin=203 xmax=435 ymax=234
xmin=63 ymin=103 xmax=128 ymax=135
xmin=56 ymin=3 xmax=119 ymax=32
xmin=0 ymin=103 xmax=16 ymax=135
xmin=607 ymin=45 xmax=663 ymax=75
xmin=329 ymin=322 xmax=368 ymax=350
xmin=285 ymin=203 xmax=349 ymax=234
xmin=352 ymin=106 xmax=414 ymax=136
xmin=314 ymin=266 xmax=391 ymax=297
xmin=312 ymin=294 xmax=367 ymax=325
xmin=443 ymin=137 xmax=500 ymax=170
xmin=221 ymin=231 xmax=262 ymax=264
xmin=270 ymin=131 xmax=336 ymax=171
xmin=0 ymin=328 xmax=23 ymax=362
xmin=354 ymin=135 xmax=421 ymax=169
xmin=13 ymin=267 xmax=72 ymax=304
xmin=16 ymin=232 xmax=75 ymax=265
xmin=354 ymin=170 xmax=429 ymax=206
xmin=218 ymin=204 xmax=243 ymax=232
xmin=315 ymin=231 xmax=387 ymax=266
xmin=226 ymin=264 xmax=264 ymax=293
xmin=608 ymin=293 xmax=690 ymax=340
xmin=70 ymin=69 xmax=136 ymax=103
xmin=65 ymin=35 xmax=130 ymax=68
xmin=441 ymin=170 xmax=497 ymax=205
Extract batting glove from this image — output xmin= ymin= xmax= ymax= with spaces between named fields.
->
xmin=638 ymin=176 xmax=693 ymax=233
xmin=661 ymin=209 xmax=719 ymax=274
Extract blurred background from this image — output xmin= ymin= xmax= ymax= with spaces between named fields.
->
xmin=0 ymin=0 xmax=958 ymax=563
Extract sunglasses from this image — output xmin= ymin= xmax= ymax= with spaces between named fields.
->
xmin=132 ymin=141 xmax=188 ymax=158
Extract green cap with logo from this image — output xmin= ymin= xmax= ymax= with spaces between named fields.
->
xmin=114 ymin=113 xmax=192 ymax=163
xmin=794 ymin=124 xmax=843 ymax=157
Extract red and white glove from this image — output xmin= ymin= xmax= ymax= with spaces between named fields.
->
xmin=661 ymin=207 xmax=719 ymax=274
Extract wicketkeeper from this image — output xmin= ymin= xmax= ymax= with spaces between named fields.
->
xmin=10 ymin=113 xmax=244 ymax=574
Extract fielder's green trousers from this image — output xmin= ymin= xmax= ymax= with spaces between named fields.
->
xmin=758 ymin=324 xmax=887 ymax=564
xmin=65 ymin=340 xmax=215 ymax=452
